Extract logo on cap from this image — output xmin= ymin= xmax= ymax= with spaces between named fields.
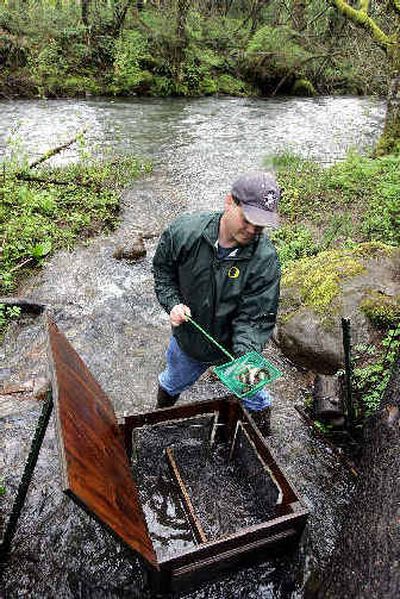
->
xmin=261 ymin=190 xmax=278 ymax=211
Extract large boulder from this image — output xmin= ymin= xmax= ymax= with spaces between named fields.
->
xmin=275 ymin=243 xmax=400 ymax=373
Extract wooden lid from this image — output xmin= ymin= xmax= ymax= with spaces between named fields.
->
xmin=47 ymin=319 xmax=158 ymax=569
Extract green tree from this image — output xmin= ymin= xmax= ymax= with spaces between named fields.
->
xmin=330 ymin=0 xmax=400 ymax=155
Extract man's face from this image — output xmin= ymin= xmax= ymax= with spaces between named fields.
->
xmin=223 ymin=194 xmax=265 ymax=245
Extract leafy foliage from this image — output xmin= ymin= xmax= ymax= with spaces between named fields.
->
xmin=0 ymin=152 xmax=152 ymax=293
xmin=0 ymin=1 xmax=389 ymax=99
xmin=275 ymin=148 xmax=399 ymax=421
xmin=0 ymin=304 xmax=21 ymax=342
xmin=245 ymin=25 xmax=313 ymax=85
xmin=270 ymin=223 xmax=318 ymax=267
xmin=360 ymin=291 xmax=400 ymax=328
xmin=274 ymin=151 xmax=400 ymax=247
xmin=111 ymin=30 xmax=151 ymax=94
xmin=352 ymin=324 xmax=400 ymax=416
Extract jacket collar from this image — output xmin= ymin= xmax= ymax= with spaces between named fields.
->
xmin=202 ymin=211 xmax=259 ymax=259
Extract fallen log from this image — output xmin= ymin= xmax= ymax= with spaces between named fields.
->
xmin=15 ymin=173 xmax=94 ymax=187
xmin=0 ymin=297 xmax=47 ymax=314
xmin=28 ymin=129 xmax=87 ymax=169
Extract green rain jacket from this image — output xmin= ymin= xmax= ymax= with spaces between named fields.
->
xmin=153 ymin=211 xmax=281 ymax=364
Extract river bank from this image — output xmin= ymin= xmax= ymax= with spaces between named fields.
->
xmin=0 ymin=2 xmax=388 ymax=102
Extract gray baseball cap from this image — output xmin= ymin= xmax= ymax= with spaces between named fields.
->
xmin=231 ymin=171 xmax=280 ymax=227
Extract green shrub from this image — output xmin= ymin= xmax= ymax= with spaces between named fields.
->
xmin=112 ymin=30 xmax=150 ymax=94
xmin=216 ymin=74 xmax=250 ymax=95
xmin=29 ymin=39 xmax=66 ymax=95
xmin=245 ymin=25 xmax=313 ymax=88
xmin=291 ymin=78 xmax=316 ymax=96
xmin=150 ymin=75 xmax=175 ymax=97
xmin=0 ymin=304 xmax=21 ymax=342
xmin=353 ymin=324 xmax=400 ymax=416
xmin=274 ymin=151 xmax=400 ymax=247
xmin=199 ymin=76 xmax=218 ymax=95
xmin=270 ymin=224 xmax=318 ymax=267
xmin=62 ymin=76 xmax=102 ymax=96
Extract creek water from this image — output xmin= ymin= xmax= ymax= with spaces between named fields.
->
xmin=0 ymin=95 xmax=385 ymax=597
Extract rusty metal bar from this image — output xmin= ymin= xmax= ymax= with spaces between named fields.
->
xmin=165 ymin=447 xmax=207 ymax=545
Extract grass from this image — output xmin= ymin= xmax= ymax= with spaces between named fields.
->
xmin=271 ymin=151 xmax=400 ymax=265
xmin=0 ymin=149 xmax=151 ymax=339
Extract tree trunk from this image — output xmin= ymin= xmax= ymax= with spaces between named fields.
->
xmin=307 ymin=356 xmax=400 ymax=597
xmin=292 ymin=0 xmax=306 ymax=31
xmin=376 ymin=50 xmax=400 ymax=155
xmin=82 ymin=0 xmax=90 ymax=27
xmin=330 ymin=1 xmax=399 ymax=156
xmin=112 ymin=0 xmax=131 ymax=36
xmin=173 ymin=0 xmax=190 ymax=88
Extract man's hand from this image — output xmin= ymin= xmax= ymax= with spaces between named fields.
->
xmin=169 ymin=304 xmax=191 ymax=327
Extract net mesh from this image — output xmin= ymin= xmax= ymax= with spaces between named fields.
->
xmin=213 ymin=351 xmax=282 ymax=398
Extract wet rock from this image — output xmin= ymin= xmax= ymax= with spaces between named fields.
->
xmin=385 ymin=404 xmax=400 ymax=427
xmin=0 ymin=367 xmax=13 ymax=383
xmin=112 ymin=234 xmax=146 ymax=262
xmin=32 ymin=376 xmax=51 ymax=401
xmin=276 ymin=245 xmax=400 ymax=373
xmin=274 ymin=311 xmax=345 ymax=374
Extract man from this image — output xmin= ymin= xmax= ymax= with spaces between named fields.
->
xmin=152 ymin=171 xmax=281 ymax=431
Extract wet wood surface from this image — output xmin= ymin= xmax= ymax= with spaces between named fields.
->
xmin=161 ymin=510 xmax=307 ymax=569
xmin=47 ymin=319 xmax=158 ymax=569
xmin=165 ymin=447 xmax=207 ymax=544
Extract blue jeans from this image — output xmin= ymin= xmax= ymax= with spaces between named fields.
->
xmin=159 ymin=336 xmax=272 ymax=412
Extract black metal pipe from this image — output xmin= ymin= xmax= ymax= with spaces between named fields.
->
xmin=0 ymin=391 xmax=53 ymax=561
xmin=341 ymin=317 xmax=355 ymax=430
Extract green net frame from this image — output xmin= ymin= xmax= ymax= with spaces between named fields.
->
xmin=213 ymin=352 xmax=282 ymax=399
xmin=185 ymin=317 xmax=282 ymax=399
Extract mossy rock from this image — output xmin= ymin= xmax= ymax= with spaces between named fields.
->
xmin=275 ymin=244 xmax=400 ymax=373
xmin=291 ymin=78 xmax=316 ymax=97
xmin=281 ymin=248 xmax=366 ymax=318
xmin=360 ymin=290 xmax=400 ymax=328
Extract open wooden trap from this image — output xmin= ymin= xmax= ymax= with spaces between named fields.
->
xmin=48 ymin=320 xmax=309 ymax=594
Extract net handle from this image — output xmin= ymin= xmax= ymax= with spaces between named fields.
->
xmin=186 ymin=316 xmax=235 ymax=361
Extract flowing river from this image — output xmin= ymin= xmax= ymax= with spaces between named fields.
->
xmin=0 ymin=95 xmax=385 ymax=597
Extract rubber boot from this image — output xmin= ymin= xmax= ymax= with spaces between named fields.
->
xmin=251 ymin=406 xmax=271 ymax=437
xmin=156 ymin=385 xmax=180 ymax=409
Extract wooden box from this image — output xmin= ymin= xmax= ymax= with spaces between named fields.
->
xmin=48 ymin=320 xmax=308 ymax=595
